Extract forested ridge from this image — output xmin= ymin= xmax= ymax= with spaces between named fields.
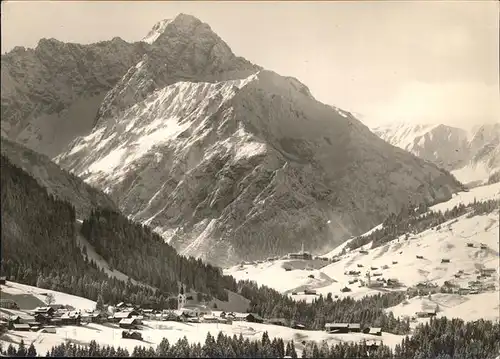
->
xmin=346 ymin=198 xmax=499 ymax=252
xmin=2 ymin=317 xmax=499 ymax=358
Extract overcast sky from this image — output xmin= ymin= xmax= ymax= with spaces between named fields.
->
xmin=2 ymin=1 xmax=499 ymax=128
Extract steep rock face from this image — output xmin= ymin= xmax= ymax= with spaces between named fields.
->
xmin=1 ymin=137 xmax=117 ymax=219
xmin=1 ymin=38 xmax=148 ymax=157
xmin=373 ymin=122 xmax=500 ymax=186
xmin=56 ymin=66 xmax=463 ymax=266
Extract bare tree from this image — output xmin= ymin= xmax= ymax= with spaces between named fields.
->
xmin=46 ymin=293 xmax=55 ymax=306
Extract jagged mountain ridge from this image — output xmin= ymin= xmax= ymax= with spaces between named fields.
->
xmin=55 ymin=14 xmax=463 ymax=266
xmin=1 ymin=38 xmax=149 ymax=157
xmin=373 ymin=122 xmax=500 ymax=186
xmin=1 ymin=137 xmax=117 ymax=219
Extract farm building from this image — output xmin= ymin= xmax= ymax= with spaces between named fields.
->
xmin=441 ymin=259 xmax=451 ymax=263
xmin=60 ymin=312 xmax=81 ymax=325
xmin=12 ymin=323 xmax=30 ymax=331
xmin=34 ymin=313 xmax=51 ymax=324
xmin=466 ymin=243 xmax=474 ymax=247
xmin=112 ymin=310 xmax=139 ymax=322
xmin=416 ymin=309 xmax=437 ymax=318
xmin=363 ymin=327 xmax=382 ymax=336
xmin=34 ymin=307 xmax=55 ymax=316
xmin=0 ymin=277 xmax=6 ymax=285
xmin=416 ymin=255 xmax=424 ymax=259
xmin=304 ymin=289 xmax=317 ymax=295
xmin=245 ymin=313 xmax=264 ymax=323
xmin=122 ymin=330 xmax=142 ymax=340
xmin=349 ymin=323 xmax=361 ymax=333
xmin=267 ymin=318 xmax=287 ymax=326
xmin=119 ymin=318 xmax=139 ymax=329
xmin=325 ymin=323 xmax=350 ymax=334
xmin=40 ymin=326 xmax=57 ymax=334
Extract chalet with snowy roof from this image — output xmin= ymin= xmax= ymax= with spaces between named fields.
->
xmin=363 ymin=327 xmax=382 ymax=336
xmin=325 ymin=323 xmax=350 ymax=334
xmin=245 ymin=313 xmax=264 ymax=323
xmin=12 ymin=323 xmax=30 ymax=331
xmin=34 ymin=306 xmax=55 ymax=316
xmin=119 ymin=318 xmax=139 ymax=329
xmin=34 ymin=313 xmax=51 ymax=324
xmin=267 ymin=318 xmax=287 ymax=326
xmin=61 ymin=312 xmax=81 ymax=325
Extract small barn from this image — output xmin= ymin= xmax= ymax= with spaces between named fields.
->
xmin=267 ymin=318 xmax=287 ymax=326
xmin=119 ymin=318 xmax=139 ymax=329
xmin=349 ymin=323 xmax=361 ymax=333
xmin=12 ymin=324 xmax=30 ymax=331
xmin=304 ymin=289 xmax=317 ymax=295
xmin=40 ymin=326 xmax=57 ymax=334
xmin=245 ymin=313 xmax=264 ymax=323
xmin=34 ymin=307 xmax=55 ymax=317
xmin=325 ymin=323 xmax=350 ymax=334
xmin=441 ymin=259 xmax=451 ymax=263
xmin=0 ymin=277 xmax=6 ymax=285
xmin=34 ymin=313 xmax=51 ymax=325
xmin=363 ymin=327 xmax=382 ymax=336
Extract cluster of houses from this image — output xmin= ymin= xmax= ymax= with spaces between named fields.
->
xmin=2 ymin=305 xmax=94 ymax=332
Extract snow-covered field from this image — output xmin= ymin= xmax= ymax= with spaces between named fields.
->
xmin=0 ymin=318 xmax=404 ymax=355
xmin=226 ymin=183 xmax=500 ymax=312
xmin=0 ymin=282 xmax=96 ymax=311
xmin=0 ymin=283 xmax=403 ymax=355
xmin=386 ymin=291 xmax=500 ymax=327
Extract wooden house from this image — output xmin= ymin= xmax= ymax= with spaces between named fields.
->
xmin=122 ymin=330 xmax=142 ymax=340
xmin=466 ymin=243 xmax=474 ymax=247
xmin=349 ymin=323 xmax=361 ymax=333
xmin=363 ymin=327 xmax=382 ymax=336
xmin=12 ymin=323 xmax=30 ymax=331
xmin=34 ymin=313 xmax=51 ymax=325
xmin=325 ymin=323 xmax=349 ymax=334
xmin=40 ymin=326 xmax=57 ymax=334
xmin=267 ymin=318 xmax=287 ymax=326
xmin=441 ymin=259 xmax=451 ymax=263
xmin=61 ymin=312 xmax=81 ymax=325
xmin=245 ymin=313 xmax=264 ymax=323
xmin=34 ymin=307 xmax=55 ymax=317
xmin=119 ymin=318 xmax=139 ymax=329
xmin=0 ymin=277 xmax=6 ymax=285
xmin=416 ymin=255 xmax=424 ymax=259
xmin=304 ymin=289 xmax=317 ymax=295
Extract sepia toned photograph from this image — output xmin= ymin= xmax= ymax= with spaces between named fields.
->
xmin=0 ymin=0 xmax=499 ymax=357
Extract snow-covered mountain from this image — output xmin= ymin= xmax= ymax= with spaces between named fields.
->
xmin=372 ymin=122 xmax=500 ymax=186
xmin=49 ymin=14 xmax=463 ymax=266
xmin=1 ymin=38 xmax=150 ymax=157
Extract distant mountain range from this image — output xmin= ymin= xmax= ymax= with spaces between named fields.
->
xmin=372 ymin=122 xmax=500 ymax=187
xmin=2 ymin=14 xmax=463 ymax=266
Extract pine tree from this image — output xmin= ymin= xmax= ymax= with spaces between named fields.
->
xmin=27 ymin=343 xmax=37 ymax=357
xmin=17 ymin=340 xmax=27 ymax=357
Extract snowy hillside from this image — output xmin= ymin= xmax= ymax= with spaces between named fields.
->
xmin=225 ymin=182 xmax=500 ymax=323
xmin=0 ymin=281 xmax=404 ymax=356
xmin=372 ymin=122 xmax=500 ymax=186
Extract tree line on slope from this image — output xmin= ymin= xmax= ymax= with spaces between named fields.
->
xmin=3 ymin=317 xmax=498 ymax=358
xmin=80 ymin=208 xmax=234 ymax=300
xmin=0 ymin=155 xmax=227 ymax=308
xmin=345 ymin=198 xmax=500 ymax=252
xmin=238 ymin=280 xmax=411 ymax=334
xmin=1 ymin=155 xmax=415 ymax=332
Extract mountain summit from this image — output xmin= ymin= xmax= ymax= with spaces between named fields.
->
xmin=2 ymin=14 xmax=463 ymax=265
